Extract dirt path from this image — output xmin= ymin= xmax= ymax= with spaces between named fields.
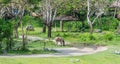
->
xmin=0 ymin=46 xmax=108 ymax=58
xmin=19 ymin=35 xmax=69 ymax=44
xmin=19 ymin=36 xmax=49 ymax=41
xmin=0 ymin=36 xmax=108 ymax=58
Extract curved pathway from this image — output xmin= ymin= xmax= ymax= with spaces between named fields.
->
xmin=0 ymin=46 xmax=108 ymax=58
xmin=19 ymin=36 xmax=49 ymax=41
xmin=0 ymin=36 xmax=108 ymax=58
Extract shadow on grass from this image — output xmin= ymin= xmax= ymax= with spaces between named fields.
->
xmin=0 ymin=49 xmax=58 ymax=55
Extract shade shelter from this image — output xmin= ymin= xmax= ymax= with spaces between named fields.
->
xmin=54 ymin=15 xmax=84 ymax=32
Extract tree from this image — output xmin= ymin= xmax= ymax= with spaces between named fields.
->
xmin=41 ymin=0 xmax=66 ymax=38
xmin=87 ymin=0 xmax=110 ymax=34
xmin=57 ymin=0 xmax=87 ymax=32
xmin=5 ymin=0 xmax=27 ymax=50
xmin=113 ymin=0 xmax=119 ymax=18
xmin=0 ymin=1 xmax=14 ymax=52
xmin=8 ymin=3 xmax=21 ymax=38
xmin=17 ymin=0 xmax=28 ymax=50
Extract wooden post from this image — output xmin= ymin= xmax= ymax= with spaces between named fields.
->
xmin=60 ymin=20 xmax=63 ymax=32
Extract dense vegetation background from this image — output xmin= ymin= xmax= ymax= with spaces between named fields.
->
xmin=0 ymin=0 xmax=120 ymax=55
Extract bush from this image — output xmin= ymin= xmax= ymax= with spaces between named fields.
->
xmin=103 ymin=32 xmax=114 ymax=41
xmin=0 ymin=19 xmax=13 ymax=51
xmin=22 ymin=15 xmax=43 ymax=27
xmin=64 ymin=21 xmax=82 ymax=31
xmin=79 ymin=33 xmax=95 ymax=41
xmin=94 ymin=17 xmax=119 ymax=30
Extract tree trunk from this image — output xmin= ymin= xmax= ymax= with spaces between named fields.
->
xmin=55 ymin=22 xmax=57 ymax=32
xmin=114 ymin=8 xmax=117 ymax=18
xmin=9 ymin=37 xmax=12 ymax=50
xmin=22 ymin=34 xmax=26 ymax=50
xmin=114 ymin=0 xmax=119 ymax=18
xmin=14 ymin=20 xmax=21 ymax=38
xmin=89 ymin=22 xmax=93 ymax=34
xmin=87 ymin=14 xmax=93 ymax=34
xmin=6 ymin=38 xmax=9 ymax=51
xmin=60 ymin=20 xmax=63 ymax=32
xmin=0 ymin=42 xmax=2 ymax=51
xmin=21 ymin=21 xmax=26 ymax=50
xmin=87 ymin=0 xmax=93 ymax=34
xmin=14 ymin=27 xmax=19 ymax=38
xmin=48 ymin=24 xmax=52 ymax=38
xmin=87 ymin=18 xmax=93 ymax=34
xmin=81 ymin=21 xmax=85 ymax=32
xmin=43 ymin=23 xmax=46 ymax=33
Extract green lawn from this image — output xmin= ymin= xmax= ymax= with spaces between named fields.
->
xmin=0 ymin=41 xmax=120 ymax=64
xmin=2 ymin=38 xmax=70 ymax=55
xmin=28 ymin=40 xmax=71 ymax=49
xmin=5 ymin=40 xmax=61 ymax=55
xmin=18 ymin=27 xmax=120 ymax=45
xmin=8 ymin=27 xmax=120 ymax=64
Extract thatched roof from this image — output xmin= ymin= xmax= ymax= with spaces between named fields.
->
xmin=110 ymin=0 xmax=120 ymax=8
xmin=55 ymin=15 xmax=79 ymax=21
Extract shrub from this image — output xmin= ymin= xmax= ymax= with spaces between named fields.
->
xmin=0 ymin=19 xmax=13 ymax=51
xmin=94 ymin=17 xmax=119 ymax=30
xmin=78 ymin=32 xmax=116 ymax=45
xmin=22 ymin=15 xmax=42 ymax=27
xmin=64 ymin=21 xmax=82 ymax=32
xmin=103 ymin=32 xmax=114 ymax=41
xmin=79 ymin=33 xmax=95 ymax=41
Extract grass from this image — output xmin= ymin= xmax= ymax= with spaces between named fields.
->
xmin=18 ymin=27 xmax=120 ymax=46
xmin=0 ymin=40 xmax=120 ymax=64
xmin=0 ymin=46 xmax=120 ymax=64
xmin=0 ymin=39 xmax=69 ymax=55
xmin=5 ymin=27 xmax=119 ymax=64
xmin=7 ymin=49 xmax=57 ymax=55
xmin=9 ymin=40 xmax=60 ymax=54
xmin=28 ymin=40 xmax=71 ymax=49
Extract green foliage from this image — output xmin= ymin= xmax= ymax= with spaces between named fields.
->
xmin=79 ymin=33 xmax=93 ymax=41
xmin=64 ymin=21 xmax=82 ymax=31
xmin=103 ymin=32 xmax=114 ymax=41
xmin=0 ymin=19 xmax=13 ymax=51
xmin=52 ymin=31 xmax=118 ymax=45
xmin=0 ymin=19 xmax=13 ymax=39
xmin=27 ymin=0 xmax=41 ymax=4
xmin=78 ymin=32 xmax=115 ymax=44
xmin=94 ymin=17 xmax=119 ymax=30
xmin=22 ymin=15 xmax=42 ymax=27
xmin=1 ymin=0 xmax=11 ymax=4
